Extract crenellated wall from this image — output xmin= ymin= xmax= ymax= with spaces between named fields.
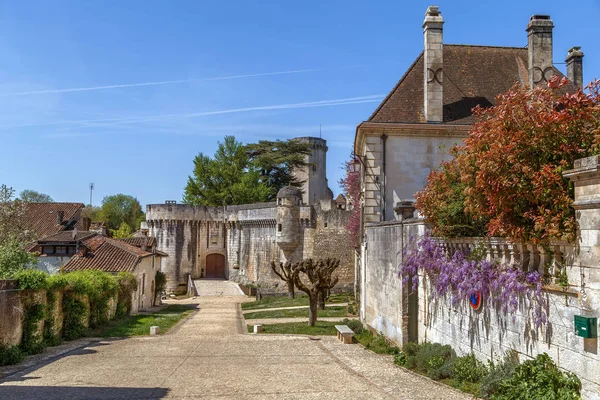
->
xmin=146 ymin=201 xmax=355 ymax=293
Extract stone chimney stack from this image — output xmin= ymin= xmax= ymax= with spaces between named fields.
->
xmin=527 ymin=15 xmax=554 ymax=87
xmin=566 ymin=47 xmax=584 ymax=89
xmin=423 ymin=5 xmax=444 ymax=123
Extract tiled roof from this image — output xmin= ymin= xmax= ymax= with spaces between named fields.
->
xmin=118 ymin=237 xmax=156 ymax=249
xmin=63 ymin=236 xmax=154 ymax=273
xmin=37 ymin=231 xmax=97 ymax=244
xmin=368 ymin=45 xmax=577 ymax=124
xmin=24 ymin=203 xmax=85 ymax=239
xmin=335 ymin=194 xmax=347 ymax=204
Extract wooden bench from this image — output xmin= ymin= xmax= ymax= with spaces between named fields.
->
xmin=335 ymin=325 xmax=355 ymax=344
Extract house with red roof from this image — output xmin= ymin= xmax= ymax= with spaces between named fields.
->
xmin=354 ymin=7 xmax=583 ymax=224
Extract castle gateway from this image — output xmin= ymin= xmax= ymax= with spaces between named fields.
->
xmin=146 ymin=137 xmax=355 ymax=292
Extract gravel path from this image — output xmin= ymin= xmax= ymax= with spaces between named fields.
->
xmin=0 ymin=280 xmax=470 ymax=400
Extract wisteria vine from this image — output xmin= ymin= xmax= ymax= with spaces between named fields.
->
xmin=400 ymin=235 xmax=547 ymax=328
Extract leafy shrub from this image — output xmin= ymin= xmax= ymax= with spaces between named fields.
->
xmin=453 ymin=353 xmax=488 ymax=383
xmin=20 ymin=302 xmax=46 ymax=355
xmin=342 ymin=318 xmax=363 ymax=335
xmin=14 ymin=269 xmax=48 ymax=290
xmin=116 ymin=272 xmax=137 ymax=317
xmin=397 ymin=341 xmax=456 ymax=380
xmin=0 ymin=237 xmax=38 ymax=279
xmin=492 ymin=353 xmax=581 ymax=400
xmin=0 ymin=344 xmax=24 ymax=366
xmin=480 ymin=350 xmax=520 ymax=398
xmin=416 ymin=78 xmax=600 ymax=243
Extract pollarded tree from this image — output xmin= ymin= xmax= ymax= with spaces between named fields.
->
xmin=292 ymin=258 xmax=340 ymax=326
xmin=270 ymin=261 xmax=295 ymax=298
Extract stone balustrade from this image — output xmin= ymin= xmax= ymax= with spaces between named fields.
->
xmin=434 ymin=237 xmax=575 ymax=283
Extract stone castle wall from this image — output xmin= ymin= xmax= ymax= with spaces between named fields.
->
xmin=147 ymin=202 xmax=354 ymax=293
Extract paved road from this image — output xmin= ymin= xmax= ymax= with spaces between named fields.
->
xmin=0 ymin=280 xmax=469 ymax=399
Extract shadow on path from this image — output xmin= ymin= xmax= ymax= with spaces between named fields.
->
xmin=0 ymin=385 xmax=169 ymax=400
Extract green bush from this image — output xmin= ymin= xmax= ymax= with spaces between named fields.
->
xmin=341 ymin=318 xmax=363 ymax=335
xmin=116 ymin=272 xmax=137 ymax=317
xmin=479 ymin=350 xmax=520 ymax=398
xmin=396 ymin=341 xmax=456 ymax=380
xmin=0 ymin=344 xmax=25 ymax=366
xmin=14 ymin=269 xmax=48 ymax=290
xmin=492 ymin=353 xmax=581 ymax=400
xmin=453 ymin=353 xmax=488 ymax=384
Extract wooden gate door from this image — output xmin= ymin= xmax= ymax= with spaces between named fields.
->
xmin=205 ymin=254 xmax=225 ymax=279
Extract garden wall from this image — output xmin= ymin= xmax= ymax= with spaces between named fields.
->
xmin=360 ymin=155 xmax=600 ymax=400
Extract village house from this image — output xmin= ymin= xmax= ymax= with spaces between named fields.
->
xmin=23 ymin=202 xmax=88 ymax=239
xmin=62 ymin=235 xmax=165 ymax=312
xmin=354 ymin=6 xmax=582 ymax=224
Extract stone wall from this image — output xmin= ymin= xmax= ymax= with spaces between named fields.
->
xmin=147 ymin=201 xmax=355 ymax=294
xmin=360 ymin=156 xmax=600 ymax=399
xmin=0 ymin=280 xmax=23 ymax=346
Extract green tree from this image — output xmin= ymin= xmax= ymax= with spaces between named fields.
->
xmin=183 ymin=136 xmax=271 ymax=206
xmin=110 ymin=222 xmax=133 ymax=238
xmin=0 ymin=237 xmax=37 ymax=278
xmin=0 ymin=185 xmax=35 ymax=246
xmin=19 ymin=190 xmax=53 ymax=203
xmin=99 ymin=194 xmax=144 ymax=232
xmin=246 ymin=139 xmax=311 ymax=199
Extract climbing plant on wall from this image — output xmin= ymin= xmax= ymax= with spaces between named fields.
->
xmin=400 ymin=235 xmax=547 ymax=328
xmin=339 ymin=156 xmax=361 ymax=247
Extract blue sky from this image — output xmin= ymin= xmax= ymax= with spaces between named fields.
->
xmin=0 ymin=0 xmax=598 ymax=208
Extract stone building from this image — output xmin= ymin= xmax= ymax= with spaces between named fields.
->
xmin=146 ymin=137 xmax=354 ymax=292
xmin=354 ymin=7 xmax=582 ymax=224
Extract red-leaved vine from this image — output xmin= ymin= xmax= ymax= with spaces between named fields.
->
xmin=339 ymin=157 xmax=361 ymax=248
xmin=401 ymin=235 xmax=547 ymax=328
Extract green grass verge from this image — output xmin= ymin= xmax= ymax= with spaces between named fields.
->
xmin=241 ymin=292 xmax=354 ymax=311
xmin=244 ymin=305 xmax=347 ymax=319
xmin=248 ymin=320 xmax=357 ymax=335
xmin=91 ymin=305 xmax=195 ymax=338
xmin=354 ymin=330 xmax=400 ymax=355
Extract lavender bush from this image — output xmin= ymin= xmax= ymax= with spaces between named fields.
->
xmin=400 ymin=236 xmax=547 ymax=328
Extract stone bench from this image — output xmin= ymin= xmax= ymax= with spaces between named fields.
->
xmin=335 ymin=325 xmax=355 ymax=344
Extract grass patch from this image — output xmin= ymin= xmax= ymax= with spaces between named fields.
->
xmin=440 ymin=378 xmax=481 ymax=396
xmin=244 ymin=306 xmax=347 ymax=319
xmin=354 ymin=330 xmax=400 ymax=354
xmin=91 ymin=305 xmax=194 ymax=338
xmin=241 ymin=292 xmax=354 ymax=310
xmin=248 ymin=320 xmax=357 ymax=335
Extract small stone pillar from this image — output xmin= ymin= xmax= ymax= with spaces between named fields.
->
xmin=150 ymin=326 xmax=160 ymax=335
xmin=253 ymin=324 xmax=263 ymax=334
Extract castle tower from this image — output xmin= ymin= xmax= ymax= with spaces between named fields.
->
xmin=275 ymin=186 xmax=302 ymax=251
xmin=292 ymin=137 xmax=333 ymax=205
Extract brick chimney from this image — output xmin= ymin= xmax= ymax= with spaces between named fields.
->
xmin=423 ymin=5 xmax=444 ymax=123
xmin=566 ymin=46 xmax=584 ymax=89
xmin=56 ymin=211 xmax=64 ymax=225
xmin=527 ymin=15 xmax=554 ymax=87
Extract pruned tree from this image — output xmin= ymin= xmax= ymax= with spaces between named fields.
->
xmin=292 ymin=258 xmax=341 ymax=326
xmin=270 ymin=260 xmax=295 ymax=298
xmin=317 ymin=258 xmax=340 ymax=310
